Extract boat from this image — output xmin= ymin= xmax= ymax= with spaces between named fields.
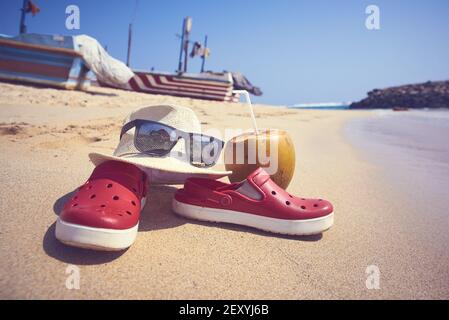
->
xmin=0 ymin=33 xmax=90 ymax=90
xmin=104 ymin=17 xmax=261 ymax=102
xmin=123 ymin=70 xmax=240 ymax=102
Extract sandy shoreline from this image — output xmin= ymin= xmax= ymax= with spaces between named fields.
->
xmin=0 ymin=82 xmax=448 ymax=299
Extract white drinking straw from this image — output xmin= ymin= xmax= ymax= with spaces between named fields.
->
xmin=233 ymin=90 xmax=259 ymax=135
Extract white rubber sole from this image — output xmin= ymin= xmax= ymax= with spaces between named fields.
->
xmin=55 ymin=218 xmax=138 ymax=251
xmin=172 ymin=199 xmax=334 ymax=236
xmin=55 ymin=198 xmax=146 ymax=251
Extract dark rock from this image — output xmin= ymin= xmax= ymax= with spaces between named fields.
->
xmin=350 ymin=80 xmax=449 ymax=109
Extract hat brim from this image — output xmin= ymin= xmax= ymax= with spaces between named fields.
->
xmin=89 ymin=152 xmax=231 ymax=185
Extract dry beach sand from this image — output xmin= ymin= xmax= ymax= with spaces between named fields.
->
xmin=0 ymin=82 xmax=448 ymax=299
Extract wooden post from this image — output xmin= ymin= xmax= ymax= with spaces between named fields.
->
xmin=201 ymin=35 xmax=208 ymax=73
xmin=177 ymin=17 xmax=192 ymax=73
xmin=19 ymin=0 xmax=28 ymax=34
xmin=183 ymin=17 xmax=192 ymax=73
xmin=126 ymin=23 xmax=132 ymax=67
xmin=177 ymin=18 xmax=185 ymax=73
xmin=183 ymin=30 xmax=189 ymax=73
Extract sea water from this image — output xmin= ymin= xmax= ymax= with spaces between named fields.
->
xmin=290 ymin=103 xmax=351 ymax=110
xmin=345 ymin=109 xmax=449 ymax=219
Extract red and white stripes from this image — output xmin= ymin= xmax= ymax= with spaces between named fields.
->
xmin=127 ymin=72 xmax=239 ymax=102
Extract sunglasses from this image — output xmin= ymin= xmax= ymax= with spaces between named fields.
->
xmin=120 ymin=119 xmax=224 ymax=168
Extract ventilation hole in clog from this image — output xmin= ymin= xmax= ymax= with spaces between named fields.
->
xmin=87 ymin=185 xmax=92 ymax=190
xmin=117 ymin=213 xmax=123 ymax=217
xmin=90 ymin=194 xmax=96 ymax=199
xmin=288 ymin=194 xmax=293 ymax=198
xmin=107 ymin=183 xmax=113 ymax=188
xmin=73 ymin=196 xmax=78 ymax=200
xmin=286 ymin=201 xmax=291 ymax=206
xmin=126 ymin=211 xmax=132 ymax=216
xmin=271 ymin=191 xmax=276 ymax=195
xmin=72 ymin=203 xmax=78 ymax=207
xmin=301 ymin=198 xmax=306 ymax=200
xmin=132 ymin=187 xmax=137 ymax=192
xmin=131 ymin=201 xmax=136 ymax=206
xmin=100 ymin=204 xmax=106 ymax=208
xmin=301 ymin=205 xmax=306 ymax=209
xmin=313 ymin=204 xmax=318 ymax=207
xmin=113 ymin=196 xmax=119 ymax=200
xmin=318 ymin=199 xmax=323 ymax=201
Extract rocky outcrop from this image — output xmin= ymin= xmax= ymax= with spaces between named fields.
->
xmin=350 ymin=80 xmax=449 ymax=109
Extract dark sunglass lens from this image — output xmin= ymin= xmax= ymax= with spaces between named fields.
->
xmin=136 ymin=123 xmax=177 ymax=155
xmin=190 ymin=135 xmax=223 ymax=166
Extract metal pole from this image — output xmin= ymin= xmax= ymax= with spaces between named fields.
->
xmin=126 ymin=23 xmax=132 ymax=67
xmin=19 ymin=0 xmax=27 ymax=34
xmin=201 ymin=35 xmax=208 ymax=73
xmin=177 ymin=18 xmax=185 ymax=73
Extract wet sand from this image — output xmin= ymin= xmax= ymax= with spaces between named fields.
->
xmin=346 ymin=110 xmax=449 ymax=295
xmin=0 ymin=83 xmax=448 ymax=299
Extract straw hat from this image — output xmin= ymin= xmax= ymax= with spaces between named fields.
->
xmin=89 ymin=105 xmax=231 ymax=184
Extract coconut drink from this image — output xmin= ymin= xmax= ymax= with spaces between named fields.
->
xmin=224 ymin=91 xmax=296 ymax=189
xmin=224 ymin=129 xmax=295 ymax=189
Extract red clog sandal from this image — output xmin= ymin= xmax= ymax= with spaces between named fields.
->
xmin=172 ymin=167 xmax=333 ymax=235
xmin=55 ymin=161 xmax=147 ymax=251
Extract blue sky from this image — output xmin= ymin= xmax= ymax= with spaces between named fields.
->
xmin=1 ymin=0 xmax=448 ymax=105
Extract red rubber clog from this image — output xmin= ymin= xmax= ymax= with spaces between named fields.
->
xmin=56 ymin=161 xmax=147 ymax=250
xmin=172 ymin=167 xmax=334 ymax=235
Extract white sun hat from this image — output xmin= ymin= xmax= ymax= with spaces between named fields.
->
xmin=89 ymin=105 xmax=231 ymax=185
